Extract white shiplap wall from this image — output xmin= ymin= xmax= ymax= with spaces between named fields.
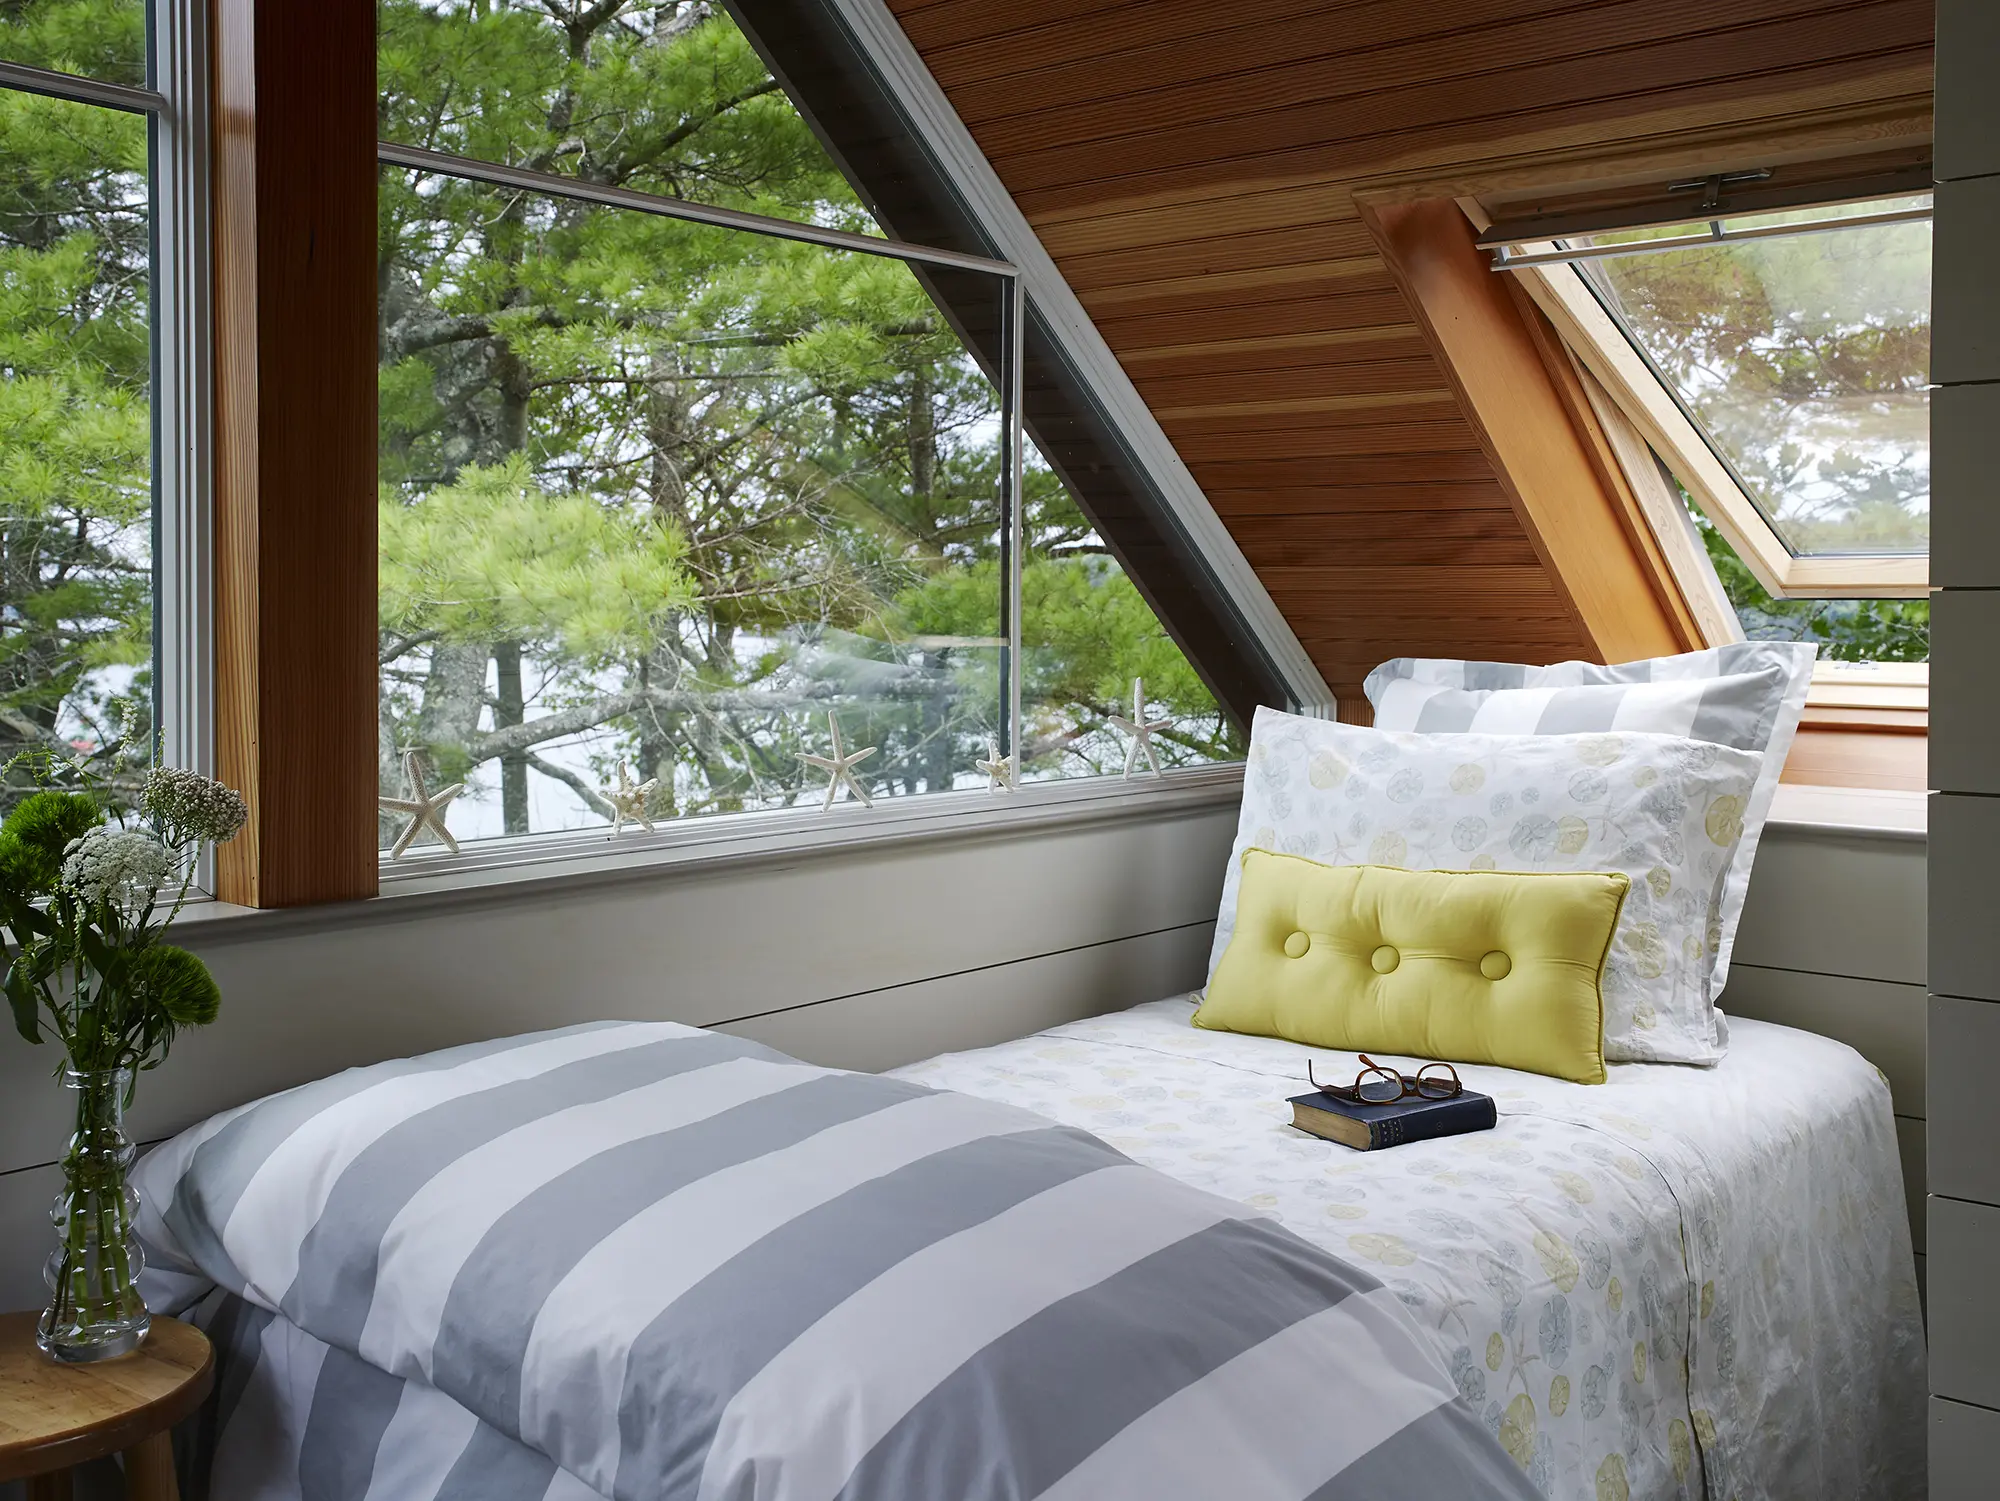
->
xmin=0 ymin=789 xmax=1241 ymax=1311
xmin=1929 ymin=6 xmax=2000 ymax=1491
xmin=0 ymin=778 xmax=1932 ymax=1322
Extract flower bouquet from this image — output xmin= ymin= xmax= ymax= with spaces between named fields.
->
xmin=0 ymin=750 xmax=246 ymax=1362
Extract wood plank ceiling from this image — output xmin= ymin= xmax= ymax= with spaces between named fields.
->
xmin=881 ymin=0 xmax=1935 ymax=708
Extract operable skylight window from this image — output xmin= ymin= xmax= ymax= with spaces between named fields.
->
xmin=1482 ymin=188 xmax=1933 ymax=605
xmin=1569 ymin=198 xmax=1930 ymax=558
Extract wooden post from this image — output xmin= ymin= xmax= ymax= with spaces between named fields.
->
xmin=210 ymin=0 xmax=378 ymax=906
xmin=1362 ymin=197 xmax=1700 ymax=667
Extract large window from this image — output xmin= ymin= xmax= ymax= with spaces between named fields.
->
xmin=0 ymin=0 xmax=204 ymax=810
xmin=1488 ymin=187 xmax=1933 ymax=660
xmin=376 ymin=1 xmax=1235 ymax=854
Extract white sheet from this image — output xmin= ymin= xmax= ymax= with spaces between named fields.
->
xmin=892 ymin=997 xmax=1925 ymax=1501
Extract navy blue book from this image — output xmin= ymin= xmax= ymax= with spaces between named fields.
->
xmin=1286 ymin=1086 xmax=1497 ymax=1151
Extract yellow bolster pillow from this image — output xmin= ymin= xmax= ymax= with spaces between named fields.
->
xmin=1194 ymin=852 xmax=1629 ymax=1085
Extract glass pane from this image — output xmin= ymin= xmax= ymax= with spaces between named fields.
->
xmin=0 ymin=0 xmax=147 ymax=88
xmin=1010 ymin=445 xmax=1243 ymax=782
xmin=378 ymin=0 xmax=878 ymax=236
xmin=0 ymin=87 xmax=153 ymax=806
xmin=1685 ymin=490 xmax=1928 ymax=663
xmin=1574 ymin=198 xmax=1930 ymax=558
xmin=379 ymin=168 xmax=1009 ymax=849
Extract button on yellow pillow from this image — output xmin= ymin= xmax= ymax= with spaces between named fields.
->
xmin=1194 ymin=852 xmax=1630 ymax=1085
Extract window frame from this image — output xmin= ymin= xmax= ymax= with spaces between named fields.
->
xmin=372 ymin=142 xmax=1243 ymax=882
xmin=0 ymin=0 xmax=214 ymax=867
xmin=1483 ymin=200 xmax=1931 ymax=602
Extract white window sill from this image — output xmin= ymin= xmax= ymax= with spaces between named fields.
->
xmin=171 ymin=765 xmax=1248 ymax=940
xmin=1766 ymin=782 xmax=1927 ymax=841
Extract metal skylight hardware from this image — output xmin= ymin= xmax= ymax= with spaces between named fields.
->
xmin=1485 ymin=201 xmax=1932 ymax=271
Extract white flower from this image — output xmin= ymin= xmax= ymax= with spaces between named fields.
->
xmin=60 ymin=826 xmax=175 ymax=909
xmin=142 ymin=766 xmax=248 ymax=846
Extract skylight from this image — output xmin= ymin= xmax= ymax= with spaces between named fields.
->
xmin=1565 ymin=197 xmax=1931 ymax=560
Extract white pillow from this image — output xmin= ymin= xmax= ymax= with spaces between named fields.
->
xmin=1361 ymin=643 xmax=1814 ymax=1008
xmin=1208 ymin=709 xmax=1765 ymax=1065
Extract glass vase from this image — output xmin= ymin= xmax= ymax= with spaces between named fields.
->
xmin=38 ymin=1066 xmax=149 ymax=1362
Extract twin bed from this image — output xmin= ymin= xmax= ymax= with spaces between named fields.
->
xmin=130 ymin=645 xmax=1924 ymax=1499
xmin=136 ymin=994 xmax=1922 ymax=1501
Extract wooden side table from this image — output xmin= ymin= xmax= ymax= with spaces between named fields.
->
xmin=0 ymin=1313 xmax=213 ymax=1501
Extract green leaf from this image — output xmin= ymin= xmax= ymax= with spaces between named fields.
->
xmin=4 ymin=960 xmax=43 ymax=1045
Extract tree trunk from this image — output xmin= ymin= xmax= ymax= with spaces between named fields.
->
xmin=493 ymin=640 xmax=528 ymax=834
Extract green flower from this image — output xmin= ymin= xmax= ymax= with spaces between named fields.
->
xmin=0 ymin=791 xmax=105 ymax=898
xmin=126 ymin=944 xmax=221 ymax=1028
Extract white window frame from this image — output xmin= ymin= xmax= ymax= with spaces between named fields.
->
xmin=1464 ymin=198 xmax=1930 ymax=601
xmin=0 ymin=0 xmax=213 ymax=856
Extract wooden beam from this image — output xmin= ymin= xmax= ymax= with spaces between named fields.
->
xmin=1361 ymin=196 xmax=1697 ymax=665
xmin=211 ymin=0 xmax=378 ymax=907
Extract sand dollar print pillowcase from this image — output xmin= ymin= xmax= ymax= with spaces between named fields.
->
xmin=1207 ymin=707 xmax=1765 ymax=1065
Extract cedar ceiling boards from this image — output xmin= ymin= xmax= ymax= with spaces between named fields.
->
xmin=882 ymin=0 xmax=1935 ymax=707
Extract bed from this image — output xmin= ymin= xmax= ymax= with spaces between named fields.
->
xmin=138 ymin=994 xmax=1922 ymax=1501
xmin=893 ymin=996 xmax=1927 ymax=1501
xmin=133 ymin=1020 xmax=1541 ymax=1501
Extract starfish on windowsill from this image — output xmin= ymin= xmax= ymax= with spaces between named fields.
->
xmin=379 ymin=750 xmax=464 ymax=860
xmin=1106 ymin=676 xmax=1173 ymax=779
xmin=976 ymin=736 xmax=1016 ymax=793
xmin=604 ymin=760 xmax=660 ymax=836
xmin=801 ymin=711 xmax=878 ymax=810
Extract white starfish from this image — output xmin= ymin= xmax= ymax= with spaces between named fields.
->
xmin=976 ymin=736 xmax=1016 ymax=793
xmin=1106 ymin=676 xmax=1173 ymax=779
xmin=604 ymin=760 xmax=659 ymax=836
xmin=380 ymin=750 xmax=463 ymax=860
xmin=801 ymin=711 xmax=877 ymax=810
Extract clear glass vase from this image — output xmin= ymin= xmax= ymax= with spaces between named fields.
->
xmin=38 ymin=1066 xmax=149 ymax=1362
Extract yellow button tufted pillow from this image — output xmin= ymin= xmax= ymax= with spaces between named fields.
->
xmin=1193 ymin=852 xmax=1630 ymax=1085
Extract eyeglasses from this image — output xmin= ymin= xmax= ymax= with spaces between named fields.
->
xmin=1309 ymin=1054 xmax=1462 ymax=1105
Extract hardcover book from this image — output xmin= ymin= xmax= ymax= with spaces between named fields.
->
xmin=1286 ymin=1087 xmax=1497 ymax=1151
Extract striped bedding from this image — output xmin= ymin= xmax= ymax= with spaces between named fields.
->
xmin=133 ymin=1020 xmax=1538 ymax=1501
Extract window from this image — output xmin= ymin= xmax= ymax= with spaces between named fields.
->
xmin=1488 ymin=188 xmax=1933 ymax=645
xmin=0 ymin=0 xmax=206 ymax=811
xmin=376 ymin=1 xmax=1234 ymax=854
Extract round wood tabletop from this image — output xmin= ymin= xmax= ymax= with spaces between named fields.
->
xmin=0 ymin=1313 xmax=213 ymax=1482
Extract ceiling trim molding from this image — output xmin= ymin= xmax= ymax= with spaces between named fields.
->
xmin=820 ymin=0 xmax=1335 ymax=716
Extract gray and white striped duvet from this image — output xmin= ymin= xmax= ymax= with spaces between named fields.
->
xmin=135 ymin=1021 xmax=1536 ymax=1501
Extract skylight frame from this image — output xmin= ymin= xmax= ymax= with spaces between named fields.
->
xmin=1474 ymin=197 xmax=1931 ymax=601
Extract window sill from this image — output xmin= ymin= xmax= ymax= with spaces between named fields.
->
xmin=170 ymin=765 xmax=1248 ymax=941
xmin=1765 ymin=781 xmax=1926 ymax=841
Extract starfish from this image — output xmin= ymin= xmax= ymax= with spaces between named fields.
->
xmin=800 ymin=711 xmax=877 ymax=810
xmin=380 ymin=750 xmax=464 ymax=860
xmin=604 ymin=760 xmax=659 ymax=836
xmin=1106 ymin=676 xmax=1173 ymax=779
xmin=975 ymin=736 xmax=1016 ymax=793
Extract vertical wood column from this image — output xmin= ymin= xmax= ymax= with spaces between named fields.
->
xmin=210 ymin=0 xmax=377 ymax=906
xmin=1927 ymin=1 xmax=2000 ymax=1489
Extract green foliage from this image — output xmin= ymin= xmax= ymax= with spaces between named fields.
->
xmin=0 ymin=752 xmax=241 ymax=1072
xmin=1689 ymin=501 xmax=1929 ymax=662
xmin=373 ymin=0 xmax=1237 ymax=838
xmin=127 ymin=944 xmax=220 ymax=1028
xmin=0 ymin=63 xmax=153 ymax=803
xmin=0 ymin=788 xmax=101 ymax=895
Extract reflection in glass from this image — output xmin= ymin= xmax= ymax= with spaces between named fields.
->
xmin=0 ymin=0 xmax=147 ymax=88
xmin=0 ymin=87 xmax=153 ymax=802
xmin=378 ymin=169 xmax=1009 ymax=845
xmin=1574 ymin=197 xmax=1931 ymax=558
